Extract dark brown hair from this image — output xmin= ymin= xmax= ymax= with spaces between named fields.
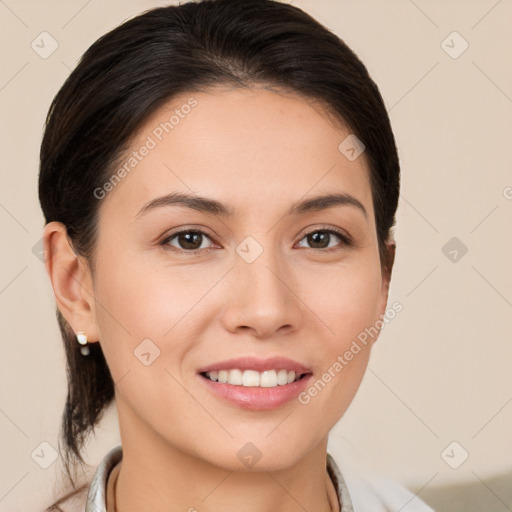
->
xmin=38 ymin=0 xmax=399 ymax=504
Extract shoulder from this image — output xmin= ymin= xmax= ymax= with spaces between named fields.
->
xmin=44 ymin=445 xmax=123 ymax=512
xmin=328 ymin=452 xmax=436 ymax=512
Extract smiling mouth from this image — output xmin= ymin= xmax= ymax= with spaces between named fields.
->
xmin=199 ymin=369 xmax=311 ymax=388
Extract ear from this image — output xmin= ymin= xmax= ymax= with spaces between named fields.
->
xmin=42 ymin=221 xmax=99 ymax=344
xmin=377 ymin=237 xmax=396 ymax=320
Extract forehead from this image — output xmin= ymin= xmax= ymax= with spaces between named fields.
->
xmin=97 ymin=86 xmax=374 ymax=223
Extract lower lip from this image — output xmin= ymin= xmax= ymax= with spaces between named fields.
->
xmin=198 ymin=373 xmax=313 ymax=410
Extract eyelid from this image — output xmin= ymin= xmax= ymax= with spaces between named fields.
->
xmin=295 ymin=226 xmax=352 ymax=254
xmin=159 ymin=226 xmax=218 ymax=252
xmin=160 ymin=224 xmax=352 ymax=254
xmin=298 ymin=224 xmax=352 ymax=244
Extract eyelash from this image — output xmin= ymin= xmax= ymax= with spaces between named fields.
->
xmin=159 ymin=226 xmax=352 ymax=255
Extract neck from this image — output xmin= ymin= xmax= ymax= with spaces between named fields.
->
xmin=108 ymin=405 xmax=338 ymax=512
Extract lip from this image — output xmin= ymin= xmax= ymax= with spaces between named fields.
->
xmin=196 ymin=356 xmax=312 ymax=375
xmin=198 ymin=372 xmax=313 ymax=410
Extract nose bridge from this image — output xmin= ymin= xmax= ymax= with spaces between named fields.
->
xmin=223 ymin=235 xmax=300 ymax=336
xmin=237 ymin=235 xmax=288 ymax=302
xmin=239 ymin=244 xmax=284 ymax=295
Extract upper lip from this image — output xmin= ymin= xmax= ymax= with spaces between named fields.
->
xmin=197 ymin=356 xmax=312 ymax=375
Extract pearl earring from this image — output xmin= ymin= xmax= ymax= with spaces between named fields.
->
xmin=76 ymin=331 xmax=90 ymax=356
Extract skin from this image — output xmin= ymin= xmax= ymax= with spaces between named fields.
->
xmin=44 ymin=86 xmax=395 ymax=512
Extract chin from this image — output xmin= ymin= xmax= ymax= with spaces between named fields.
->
xmin=198 ymin=436 xmax=311 ymax=473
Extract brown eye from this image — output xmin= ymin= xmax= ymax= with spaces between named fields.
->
xmin=161 ymin=230 xmax=214 ymax=252
xmin=297 ymin=229 xmax=351 ymax=252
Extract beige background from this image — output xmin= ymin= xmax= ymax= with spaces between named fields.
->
xmin=1 ymin=0 xmax=511 ymax=511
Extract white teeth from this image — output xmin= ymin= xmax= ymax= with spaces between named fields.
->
xmin=228 ymin=369 xmax=243 ymax=385
xmin=243 ymin=370 xmax=260 ymax=387
xmin=204 ymin=369 xmax=302 ymax=387
xmin=260 ymin=370 xmax=277 ymax=387
xmin=277 ymin=369 xmax=289 ymax=385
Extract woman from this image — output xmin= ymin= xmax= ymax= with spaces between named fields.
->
xmin=39 ymin=0 xmax=434 ymax=510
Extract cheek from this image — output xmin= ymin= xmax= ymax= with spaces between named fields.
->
xmin=91 ymin=260 xmax=192 ymax=416
xmin=303 ymin=257 xmax=383 ymax=348
xmin=337 ymin=273 xmax=382 ymax=344
xmin=92 ymin=253 xmax=211 ymax=371
xmin=294 ymin=261 xmax=382 ymax=427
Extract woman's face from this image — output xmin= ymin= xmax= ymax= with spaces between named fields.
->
xmin=82 ymin=86 xmax=392 ymax=470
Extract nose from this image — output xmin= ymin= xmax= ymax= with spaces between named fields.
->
xmin=220 ymin=246 xmax=303 ymax=339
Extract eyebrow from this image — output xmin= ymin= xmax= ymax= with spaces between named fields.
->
xmin=135 ymin=191 xmax=367 ymax=220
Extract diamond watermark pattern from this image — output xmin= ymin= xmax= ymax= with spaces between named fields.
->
xmin=31 ymin=31 xmax=59 ymax=59
xmin=441 ymin=31 xmax=469 ymax=59
xmin=442 ymin=236 xmax=468 ymax=263
xmin=237 ymin=442 xmax=262 ymax=468
xmin=338 ymin=134 xmax=365 ymax=161
xmin=31 ymin=441 xmax=58 ymax=469
xmin=441 ymin=441 xmax=469 ymax=469
xmin=236 ymin=236 xmax=264 ymax=263
xmin=134 ymin=338 xmax=161 ymax=366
